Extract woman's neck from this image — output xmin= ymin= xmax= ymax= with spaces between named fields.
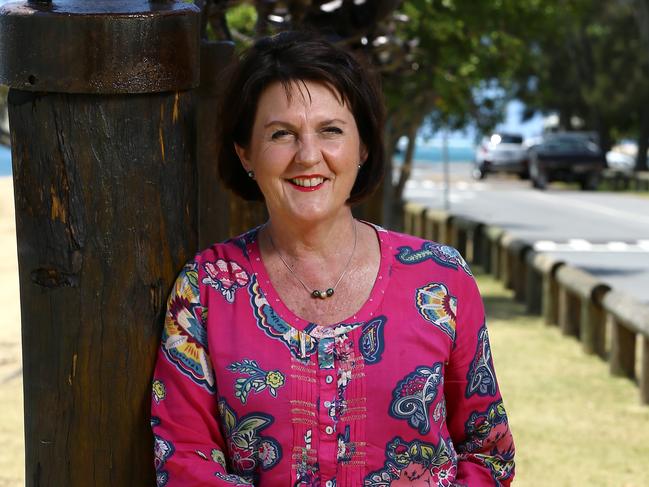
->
xmin=261 ymin=210 xmax=356 ymax=262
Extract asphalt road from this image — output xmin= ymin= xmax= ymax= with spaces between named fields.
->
xmin=403 ymin=162 xmax=649 ymax=303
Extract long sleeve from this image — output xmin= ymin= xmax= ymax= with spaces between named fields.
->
xmin=151 ymin=260 xmax=253 ymax=487
xmin=444 ymin=273 xmax=515 ymax=486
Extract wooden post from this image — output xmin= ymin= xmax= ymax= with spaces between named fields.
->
xmin=558 ymin=288 xmax=580 ymax=337
xmin=484 ymin=226 xmax=503 ymax=279
xmin=641 ymin=336 xmax=649 ymax=405
xmin=609 ymin=318 xmax=636 ymax=379
xmin=525 ymin=251 xmax=542 ymax=315
xmin=580 ymin=292 xmax=608 ymax=358
xmin=0 ymin=1 xmax=200 ymax=485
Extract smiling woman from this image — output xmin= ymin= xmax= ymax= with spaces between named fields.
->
xmin=150 ymin=31 xmax=515 ymax=487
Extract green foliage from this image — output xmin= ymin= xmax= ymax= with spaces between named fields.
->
xmin=226 ymin=3 xmax=257 ymax=50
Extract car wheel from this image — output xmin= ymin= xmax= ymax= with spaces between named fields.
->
xmin=472 ymin=167 xmax=487 ymax=180
xmin=529 ymin=158 xmax=547 ymax=189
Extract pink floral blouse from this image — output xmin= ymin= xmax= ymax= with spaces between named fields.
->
xmin=151 ymin=224 xmax=515 ymax=486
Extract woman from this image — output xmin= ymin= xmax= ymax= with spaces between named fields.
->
xmin=151 ymin=31 xmax=515 ymax=486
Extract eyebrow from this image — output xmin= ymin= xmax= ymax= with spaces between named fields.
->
xmin=263 ymin=118 xmax=348 ymax=129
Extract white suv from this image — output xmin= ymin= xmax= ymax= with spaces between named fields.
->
xmin=473 ymin=133 xmax=528 ymax=179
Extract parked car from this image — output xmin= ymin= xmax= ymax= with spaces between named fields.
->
xmin=527 ymin=132 xmax=605 ymax=190
xmin=606 ymin=140 xmax=647 ymax=173
xmin=473 ymin=133 xmax=528 ymax=179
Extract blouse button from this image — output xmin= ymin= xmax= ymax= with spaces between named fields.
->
xmin=325 ymin=426 xmax=334 ymax=435
xmin=325 ymin=481 xmax=334 ymax=487
xmin=325 ymin=375 xmax=333 ymax=384
xmin=324 ymin=401 xmax=332 ymax=408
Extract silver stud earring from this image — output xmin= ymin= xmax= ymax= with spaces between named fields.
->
xmin=357 ymin=163 xmax=362 ymax=169
xmin=247 ymin=170 xmax=255 ymax=179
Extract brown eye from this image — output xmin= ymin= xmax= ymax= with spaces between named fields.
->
xmin=271 ymin=129 xmax=293 ymax=140
xmin=322 ymin=126 xmax=343 ymax=135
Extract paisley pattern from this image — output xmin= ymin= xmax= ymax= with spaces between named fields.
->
xmin=218 ymin=398 xmax=281 ymax=479
xmin=396 ymin=241 xmax=472 ymax=276
xmin=416 ymin=282 xmax=458 ymax=341
xmin=161 ymin=262 xmax=215 ymax=392
xmin=154 ymin=434 xmax=175 ymax=487
xmin=150 ymin=229 xmax=515 ymax=486
xmin=213 ymin=472 xmax=254 ymax=485
xmin=364 ymin=436 xmax=457 ymax=486
xmin=336 ymin=425 xmax=355 ymax=463
xmin=389 ymin=363 xmax=443 ymax=434
xmin=152 ymin=380 xmax=166 ymax=404
xmin=359 ymin=316 xmax=387 ymax=364
xmin=227 ymin=359 xmax=286 ymax=404
xmin=466 ymin=324 xmax=497 ymax=397
xmin=202 ymin=259 xmax=250 ymax=303
xmin=459 ymin=400 xmax=515 ymax=483
xmin=295 ymin=429 xmax=320 ymax=487
xmin=249 ymin=275 xmax=317 ymax=362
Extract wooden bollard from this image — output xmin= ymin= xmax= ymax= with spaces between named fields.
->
xmin=555 ymin=266 xmax=610 ymax=352
xmin=483 ymin=225 xmax=504 ymax=278
xmin=603 ymin=290 xmax=649 ymax=400
xmin=532 ymin=253 xmax=564 ymax=327
xmin=0 ymin=1 xmax=200 ymax=485
xmin=524 ymin=250 xmax=543 ymax=315
xmin=502 ymin=236 xmax=531 ymax=303
xmin=425 ymin=208 xmax=451 ymax=244
xmin=498 ymin=233 xmax=529 ymax=292
xmin=637 ymin=172 xmax=649 ymax=191
xmin=404 ymin=202 xmax=426 ymax=237
xmin=449 ymin=216 xmax=483 ymax=266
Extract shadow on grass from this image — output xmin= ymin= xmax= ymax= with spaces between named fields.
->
xmin=482 ymin=295 xmax=530 ymax=322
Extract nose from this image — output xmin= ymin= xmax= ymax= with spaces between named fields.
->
xmin=295 ymin=133 xmax=321 ymax=167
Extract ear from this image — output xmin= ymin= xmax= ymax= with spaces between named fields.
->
xmin=359 ymin=143 xmax=369 ymax=165
xmin=234 ymin=143 xmax=251 ymax=173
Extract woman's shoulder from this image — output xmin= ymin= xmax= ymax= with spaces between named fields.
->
xmin=192 ymin=227 xmax=260 ymax=265
xmin=383 ymin=228 xmax=473 ymax=278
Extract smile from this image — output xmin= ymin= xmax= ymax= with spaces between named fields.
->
xmin=288 ymin=176 xmax=326 ymax=191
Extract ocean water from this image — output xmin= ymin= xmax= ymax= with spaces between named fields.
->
xmin=393 ymin=143 xmax=475 ymax=164
xmin=0 ymin=142 xmax=476 ymax=178
xmin=0 ymin=145 xmax=11 ymax=176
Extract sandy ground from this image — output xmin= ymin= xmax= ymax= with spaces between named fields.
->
xmin=0 ymin=177 xmax=24 ymax=487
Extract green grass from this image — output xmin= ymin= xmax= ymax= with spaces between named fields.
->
xmin=477 ymin=272 xmax=649 ymax=487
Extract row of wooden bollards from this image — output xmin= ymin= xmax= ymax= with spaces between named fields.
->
xmin=601 ymin=169 xmax=649 ymax=191
xmin=404 ymin=202 xmax=649 ymax=405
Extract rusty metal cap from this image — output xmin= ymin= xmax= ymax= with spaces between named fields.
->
xmin=0 ymin=0 xmax=200 ymax=94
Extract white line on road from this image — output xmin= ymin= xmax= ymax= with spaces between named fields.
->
xmin=532 ymin=240 xmax=649 ymax=253
xmin=527 ymin=191 xmax=649 ymax=226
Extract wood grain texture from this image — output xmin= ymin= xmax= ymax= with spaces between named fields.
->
xmin=8 ymin=88 xmax=197 ymax=486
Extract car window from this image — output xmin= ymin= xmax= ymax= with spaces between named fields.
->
xmin=499 ymin=134 xmax=523 ymax=144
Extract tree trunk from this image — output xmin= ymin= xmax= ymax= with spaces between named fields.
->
xmin=10 ymin=88 xmax=197 ymax=487
xmin=394 ymin=122 xmax=418 ymax=202
xmin=1 ymin=2 xmax=201 ymax=485
xmin=636 ymin=107 xmax=649 ymax=172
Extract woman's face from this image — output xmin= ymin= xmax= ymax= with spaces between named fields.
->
xmin=235 ymin=80 xmax=367 ymax=225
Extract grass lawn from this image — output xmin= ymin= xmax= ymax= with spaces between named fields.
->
xmin=478 ymin=272 xmax=649 ymax=487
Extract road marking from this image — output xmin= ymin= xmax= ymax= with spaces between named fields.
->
xmin=532 ymin=240 xmax=649 ymax=253
xmin=568 ymin=239 xmax=592 ymax=251
xmin=535 ymin=240 xmax=558 ymax=251
xmin=527 ymin=191 xmax=649 ymax=226
xmin=608 ymin=241 xmax=629 ymax=251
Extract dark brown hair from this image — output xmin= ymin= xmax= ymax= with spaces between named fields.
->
xmin=217 ymin=31 xmax=385 ymax=204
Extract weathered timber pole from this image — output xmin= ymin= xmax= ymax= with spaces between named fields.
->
xmin=0 ymin=1 xmax=200 ymax=485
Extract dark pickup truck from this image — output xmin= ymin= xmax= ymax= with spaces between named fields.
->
xmin=527 ymin=133 xmax=606 ymax=190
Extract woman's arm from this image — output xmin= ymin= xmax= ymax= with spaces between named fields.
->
xmin=445 ymin=274 xmax=515 ymax=486
xmin=151 ymin=261 xmax=253 ymax=486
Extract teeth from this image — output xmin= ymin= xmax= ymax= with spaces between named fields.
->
xmin=291 ymin=177 xmax=324 ymax=187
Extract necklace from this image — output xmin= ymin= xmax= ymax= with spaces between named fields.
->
xmin=267 ymin=221 xmax=358 ymax=300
